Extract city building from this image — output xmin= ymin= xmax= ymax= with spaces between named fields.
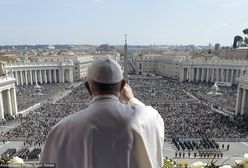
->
xmin=73 ymin=55 xmax=93 ymax=80
xmin=219 ymin=47 xmax=248 ymax=60
xmin=215 ymin=43 xmax=221 ymax=51
xmin=134 ymin=53 xmax=187 ymax=78
xmin=93 ymin=52 xmax=121 ymax=62
xmin=134 ymin=54 xmax=162 ymax=75
xmin=156 ymin=56 xmax=186 ymax=79
xmin=0 ymin=54 xmax=17 ymax=62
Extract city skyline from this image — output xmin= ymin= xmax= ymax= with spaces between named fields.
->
xmin=0 ymin=0 xmax=248 ymax=46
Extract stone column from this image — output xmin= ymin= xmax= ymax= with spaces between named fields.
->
xmin=241 ymin=89 xmax=247 ymax=115
xmin=196 ymin=68 xmax=199 ymax=81
xmin=186 ymin=68 xmax=189 ymax=81
xmin=48 ymin=70 xmax=52 ymax=83
xmin=10 ymin=88 xmax=18 ymax=116
xmin=206 ymin=68 xmax=209 ymax=82
xmin=24 ymin=70 xmax=27 ymax=85
xmin=201 ymin=68 xmax=205 ymax=82
xmin=54 ymin=69 xmax=57 ymax=83
xmin=34 ymin=70 xmax=38 ymax=85
xmin=69 ymin=69 xmax=73 ymax=82
xmin=231 ymin=69 xmax=234 ymax=84
xmin=191 ymin=68 xmax=195 ymax=81
xmin=235 ymin=88 xmax=242 ymax=115
xmin=216 ymin=69 xmax=219 ymax=82
xmin=20 ymin=71 xmax=23 ymax=85
xmin=44 ymin=70 xmax=47 ymax=84
xmin=59 ymin=69 xmax=62 ymax=83
xmin=30 ymin=70 xmax=33 ymax=85
xmin=62 ymin=69 xmax=65 ymax=83
xmin=0 ymin=91 xmax=4 ymax=120
xmin=15 ymin=71 xmax=19 ymax=86
xmin=211 ymin=68 xmax=214 ymax=83
xmin=39 ymin=70 xmax=43 ymax=84
xmin=235 ymin=70 xmax=239 ymax=85
xmin=183 ymin=68 xmax=186 ymax=81
xmin=7 ymin=89 xmax=13 ymax=116
xmin=188 ymin=68 xmax=192 ymax=81
xmin=226 ymin=69 xmax=229 ymax=82
xmin=221 ymin=69 xmax=224 ymax=82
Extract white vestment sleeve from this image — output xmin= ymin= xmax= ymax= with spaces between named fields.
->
xmin=128 ymin=98 xmax=145 ymax=106
xmin=128 ymin=97 xmax=164 ymax=168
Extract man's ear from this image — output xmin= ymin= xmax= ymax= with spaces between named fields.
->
xmin=119 ymin=80 xmax=126 ymax=93
xmin=85 ymin=81 xmax=93 ymax=96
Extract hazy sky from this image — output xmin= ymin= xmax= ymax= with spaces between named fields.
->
xmin=0 ymin=0 xmax=247 ymax=46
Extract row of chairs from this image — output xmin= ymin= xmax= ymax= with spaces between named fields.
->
xmin=172 ymin=138 xmax=220 ymax=151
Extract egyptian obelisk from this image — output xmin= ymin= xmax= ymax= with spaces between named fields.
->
xmin=124 ymin=34 xmax=128 ymax=81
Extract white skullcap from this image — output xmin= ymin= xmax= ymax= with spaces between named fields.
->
xmin=87 ymin=58 xmax=123 ymax=84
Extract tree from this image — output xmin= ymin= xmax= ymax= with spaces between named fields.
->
xmin=243 ymin=28 xmax=248 ymax=46
xmin=243 ymin=28 xmax=248 ymax=35
xmin=244 ymin=37 xmax=248 ymax=46
xmin=233 ymin=35 xmax=243 ymax=48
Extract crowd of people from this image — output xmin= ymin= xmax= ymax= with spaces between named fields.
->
xmin=182 ymin=81 xmax=237 ymax=113
xmin=129 ymin=76 xmax=248 ymax=138
xmin=2 ymin=83 xmax=90 ymax=142
xmin=16 ymin=83 xmax=71 ymax=111
xmin=1 ymin=75 xmax=248 ymax=144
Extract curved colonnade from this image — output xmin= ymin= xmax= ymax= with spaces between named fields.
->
xmin=180 ymin=59 xmax=248 ymax=85
xmin=5 ymin=62 xmax=74 ymax=86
